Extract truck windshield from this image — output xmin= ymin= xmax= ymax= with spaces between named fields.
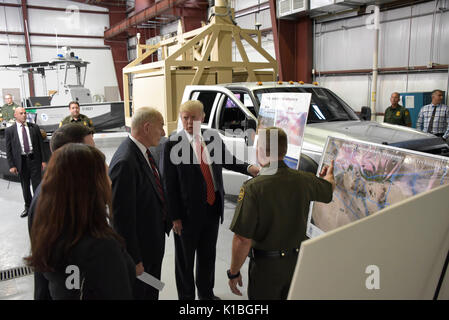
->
xmin=253 ymin=87 xmax=360 ymax=123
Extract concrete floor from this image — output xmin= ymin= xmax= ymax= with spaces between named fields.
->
xmin=0 ymin=132 xmax=248 ymax=300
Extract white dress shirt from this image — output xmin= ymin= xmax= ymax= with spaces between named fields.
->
xmin=184 ymin=130 xmax=218 ymax=191
xmin=129 ymin=134 xmax=160 ymax=177
xmin=16 ymin=121 xmax=33 ymax=155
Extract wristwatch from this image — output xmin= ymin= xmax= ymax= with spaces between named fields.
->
xmin=227 ymin=269 xmax=240 ymax=280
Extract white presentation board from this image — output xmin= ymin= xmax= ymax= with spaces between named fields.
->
xmin=307 ymin=136 xmax=449 ymax=238
xmin=257 ymin=92 xmax=311 ymax=169
xmin=289 ymin=183 xmax=449 ymax=300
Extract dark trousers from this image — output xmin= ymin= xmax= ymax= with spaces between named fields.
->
xmin=134 ymin=261 xmax=163 ymax=300
xmin=19 ymin=154 xmax=41 ymax=209
xmin=34 ymin=272 xmax=52 ymax=300
xmin=174 ymin=199 xmax=220 ymax=300
xmin=248 ymin=254 xmax=298 ymax=300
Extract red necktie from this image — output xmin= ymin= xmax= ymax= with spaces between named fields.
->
xmin=195 ymin=136 xmax=216 ymax=206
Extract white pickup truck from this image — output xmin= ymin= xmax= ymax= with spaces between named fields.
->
xmin=181 ymin=82 xmax=449 ymax=195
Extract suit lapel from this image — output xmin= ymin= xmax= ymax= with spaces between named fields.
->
xmin=13 ymin=122 xmax=34 ymax=147
xmin=179 ymin=130 xmax=202 ymax=174
xmin=28 ymin=123 xmax=36 ymax=147
xmin=12 ymin=123 xmax=21 ymax=149
xmin=129 ymin=138 xmax=163 ymax=203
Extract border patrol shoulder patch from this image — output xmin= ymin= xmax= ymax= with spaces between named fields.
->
xmin=238 ymin=187 xmax=245 ymax=202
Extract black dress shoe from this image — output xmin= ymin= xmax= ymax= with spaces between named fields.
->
xmin=20 ymin=209 xmax=28 ymax=218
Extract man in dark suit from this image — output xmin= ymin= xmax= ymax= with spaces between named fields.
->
xmin=163 ymin=100 xmax=259 ymax=300
xmin=5 ymin=107 xmax=47 ymax=218
xmin=109 ymin=107 xmax=170 ymax=300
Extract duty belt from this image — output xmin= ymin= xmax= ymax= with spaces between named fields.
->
xmin=21 ymin=153 xmax=34 ymax=159
xmin=249 ymin=247 xmax=300 ymax=259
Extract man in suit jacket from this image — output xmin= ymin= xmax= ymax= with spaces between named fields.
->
xmin=109 ymin=107 xmax=170 ymax=300
xmin=163 ymin=100 xmax=259 ymax=300
xmin=5 ymin=107 xmax=47 ymax=218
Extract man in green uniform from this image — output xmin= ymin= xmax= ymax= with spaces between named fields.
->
xmin=384 ymin=92 xmax=411 ymax=127
xmin=59 ymin=101 xmax=94 ymax=130
xmin=227 ymin=127 xmax=335 ymax=300
xmin=1 ymin=93 xmax=20 ymax=122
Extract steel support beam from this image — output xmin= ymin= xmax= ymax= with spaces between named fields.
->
xmin=136 ymin=26 xmax=160 ymax=65
xmin=135 ymin=0 xmax=154 ymax=13
xmin=21 ymin=0 xmax=35 ymax=97
xmin=104 ymin=0 xmax=187 ymax=40
xmin=104 ymin=5 xmax=128 ymax=100
xmin=0 ymin=31 xmax=103 ymax=39
xmin=0 ymin=2 xmax=108 ymax=14
xmin=103 ymin=0 xmax=208 ymax=100
xmin=316 ymin=64 xmax=449 ymax=76
xmin=269 ymin=0 xmax=314 ymax=83
xmin=180 ymin=7 xmax=208 ymax=32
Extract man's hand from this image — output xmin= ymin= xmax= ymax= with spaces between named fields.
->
xmin=172 ymin=219 xmax=183 ymax=236
xmin=136 ymin=262 xmax=144 ymax=276
xmin=229 ymin=234 xmax=252 ymax=296
xmin=228 ymin=273 xmax=243 ymax=296
xmin=248 ymin=165 xmax=260 ymax=177
xmin=9 ymin=167 xmax=18 ymax=175
xmin=41 ymin=162 xmax=47 ymax=171
xmin=319 ymin=160 xmax=336 ymax=191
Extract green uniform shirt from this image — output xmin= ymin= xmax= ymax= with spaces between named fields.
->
xmin=1 ymin=103 xmax=20 ymax=122
xmin=59 ymin=114 xmax=94 ymax=129
xmin=384 ymin=105 xmax=411 ymax=126
xmin=230 ymin=161 xmax=333 ymax=251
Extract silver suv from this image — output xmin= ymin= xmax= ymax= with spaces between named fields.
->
xmin=181 ymin=82 xmax=449 ymax=195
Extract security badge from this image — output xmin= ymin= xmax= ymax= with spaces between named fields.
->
xmin=396 ymin=111 xmax=401 ymax=117
xmin=238 ymin=187 xmax=245 ymax=202
xmin=84 ymin=121 xmax=87 ymax=126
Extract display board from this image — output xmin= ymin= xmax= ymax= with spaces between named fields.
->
xmin=307 ymin=136 xmax=449 ymax=238
xmin=288 ymin=183 xmax=449 ymax=300
xmin=257 ymin=92 xmax=311 ymax=169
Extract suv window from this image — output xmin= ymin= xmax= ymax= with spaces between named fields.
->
xmin=254 ymin=87 xmax=359 ymax=123
xmin=218 ymin=95 xmax=248 ymax=132
xmin=230 ymin=91 xmax=257 ymax=117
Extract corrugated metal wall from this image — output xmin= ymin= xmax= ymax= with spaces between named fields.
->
xmin=314 ymin=0 xmax=449 ymax=112
xmin=229 ymin=0 xmax=449 ymax=113
xmin=4 ymin=0 xmax=445 ymax=111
